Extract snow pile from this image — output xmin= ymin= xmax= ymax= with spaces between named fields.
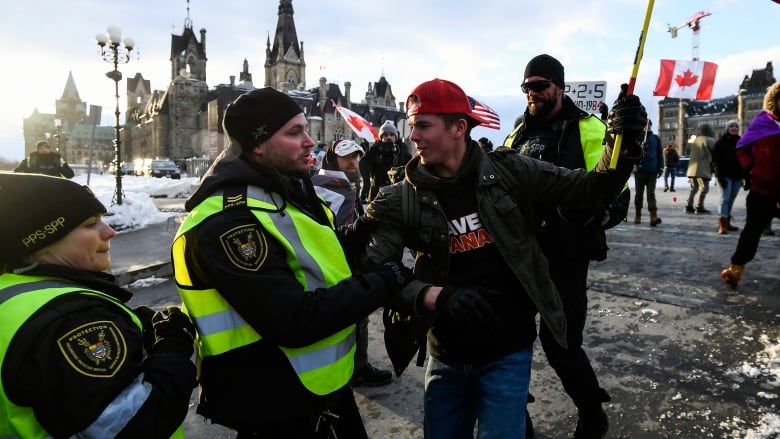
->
xmin=73 ymin=174 xmax=198 ymax=231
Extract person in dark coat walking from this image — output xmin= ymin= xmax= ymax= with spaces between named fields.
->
xmin=712 ymin=119 xmax=746 ymax=234
xmin=633 ymin=120 xmax=664 ymax=226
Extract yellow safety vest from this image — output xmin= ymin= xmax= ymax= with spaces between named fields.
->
xmin=172 ymin=185 xmax=356 ymax=396
xmin=0 ymin=274 xmax=184 ymax=439
xmin=503 ymin=115 xmax=606 ymax=171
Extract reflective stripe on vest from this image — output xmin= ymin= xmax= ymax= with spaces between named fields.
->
xmin=172 ymin=185 xmax=356 ymax=395
xmin=0 ymin=274 xmax=152 ymax=439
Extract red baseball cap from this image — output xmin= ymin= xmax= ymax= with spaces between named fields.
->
xmin=406 ymin=78 xmax=486 ymax=125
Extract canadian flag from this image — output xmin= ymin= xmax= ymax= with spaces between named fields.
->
xmin=332 ymin=100 xmax=379 ymax=142
xmin=653 ymin=59 xmax=718 ymax=100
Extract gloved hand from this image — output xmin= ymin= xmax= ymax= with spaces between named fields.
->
xmin=718 ymin=177 xmax=728 ymax=188
xmin=606 ymin=95 xmax=648 ymax=136
xmin=369 ymin=261 xmax=414 ymax=292
xmin=337 ymin=214 xmax=377 ymax=260
xmin=151 ymin=306 xmax=196 ymax=357
xmin=657 ymin=169 xmax=663 ymax=179
xmin=742 ymin=177 xmax=750 ymax=191
xmin=435 ymin=286 xmax=502 ymax=333
xmin=133 ymin=305 xmax=157 ymax=354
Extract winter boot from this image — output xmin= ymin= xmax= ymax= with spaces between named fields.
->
xmin=572 ymin=405 xmax=609 ymax=439
xmin=649 ymin=209 xmax=662 ymax=227
xmin=720 ymin=264 xmax=744 ymax=289
xmin=726 ymin=216 xmax=739 ymax=231
xmin=695 ymin=206 xmax=711 ymax=214
xmin=684 ymin=205 xmax=696 ymax=214
xmin=634 ymin=208 xmax=642 ymax=224
xmin=718 ymin=216 xmax=728 ymax=234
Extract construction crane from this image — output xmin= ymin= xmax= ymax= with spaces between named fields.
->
xmin=667 ymin=10 xmax=712 ymax=60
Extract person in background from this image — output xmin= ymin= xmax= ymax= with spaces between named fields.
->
xmin=312 ymin=139 xmax=393 ymax=387
xmin=478 ymin=137 xmax=494 ymax=153
xmin=15 ymin=140 xmax=75 ymax=178
xmin=712 ymin=119 xmax=746 ymax=234
xmin=662 ymin=143 xmax=680 ymax=192
xmin=503 ymin=55 xmax=642 ymax=438
xmin=721 ymin=81 xmax=780 ymax=290
xmin=365 ymin=77 xmax=645 ymax=439
xmin=685 ymin=124 xmax=715 ymax=214
xmin=359 ymin=120 xmax=412 ymax=203
xmin=633 ymin=120 xmax=663 ymax=226
xmin=0 ymin=172 xmax=195 ymax=438
xmin=171 ymin=87 xmax=412 ymax=437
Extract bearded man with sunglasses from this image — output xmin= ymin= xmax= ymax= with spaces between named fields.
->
xmin=503 ymin=54 xmax=633 ymax=438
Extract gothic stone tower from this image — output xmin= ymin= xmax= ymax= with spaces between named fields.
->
xmin=167 ymin=10 xmax=208 ymax=159
xmin=265 ymin=0 xmax=306 ymax=90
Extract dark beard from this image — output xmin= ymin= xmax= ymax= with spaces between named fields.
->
xmin=344 ymin=169 xmax=360 ymax=183
xmin=528 ymin=92 xmax=559 ymax=120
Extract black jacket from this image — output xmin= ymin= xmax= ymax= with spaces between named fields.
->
xmin=15 ymin=151 xmax=74 ymax=178
xmin=1 ymin=264 xmax=194 ymax=438
xmin=359 ymin=140 xmax=412 ymax=202
xmin=712 ymin=132 xmax=746 ymax=180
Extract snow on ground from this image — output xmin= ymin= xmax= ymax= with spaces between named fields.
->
xmin=73 ymin=173 xmax=198 ymax=231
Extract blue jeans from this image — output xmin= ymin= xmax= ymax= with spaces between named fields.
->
xmin=719 ymin=177 xmax=742 ymax=217
xmin=424 ymin=348 xmax=532 ymax=439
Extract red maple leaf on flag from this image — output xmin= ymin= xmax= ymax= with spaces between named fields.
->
xmin=675 ymin=69 xmax=699 ymax=88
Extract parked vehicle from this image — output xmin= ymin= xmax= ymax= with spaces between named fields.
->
xmin=108 ymin=162 xmax=136 ymax=175
xmin=150 ymin=159 xmax=181 ymax=179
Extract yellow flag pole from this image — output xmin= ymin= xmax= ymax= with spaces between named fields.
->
xmin=610 ymin=0 xmax=656 ymax=169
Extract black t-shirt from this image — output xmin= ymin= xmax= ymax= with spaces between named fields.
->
xmin=428 ymin=174 xmax=537 ymax=363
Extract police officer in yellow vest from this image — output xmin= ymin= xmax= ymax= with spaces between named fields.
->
xmin=0 ymin=172 xmax=196 ymax=438
xmin=172 ymin=87 xmax=411 ymax=437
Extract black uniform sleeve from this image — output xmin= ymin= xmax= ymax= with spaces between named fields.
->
xmin=2 ymin=294 xmax=194 ymax=438
xmin=187 ymin=209 xmax=395 ymax=348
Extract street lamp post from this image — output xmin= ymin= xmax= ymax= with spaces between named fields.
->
xmin=53 ymin=118 xmax=63 ymax=158
xmin=96 ymin=26 xmax=134 ymax=205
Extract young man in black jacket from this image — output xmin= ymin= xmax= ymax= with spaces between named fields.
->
xmin=365 ymin=78 xmax=646 ymax=438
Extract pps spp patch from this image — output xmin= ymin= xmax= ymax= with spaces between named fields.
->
xmin=57 ymin=321 xmax=127 ymax=378
xmin=219 ymin=224 xmax=268 ymax=271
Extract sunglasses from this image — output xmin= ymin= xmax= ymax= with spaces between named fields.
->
xmin=521 ymin=79 xmax=553 ymax=94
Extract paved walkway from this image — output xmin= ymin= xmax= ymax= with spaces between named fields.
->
xmin=118 ymin=182 xmax=780 ymax=438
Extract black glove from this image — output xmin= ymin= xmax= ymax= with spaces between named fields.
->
xmin=133 ymin=305 xmax=157 ymax=353
xmin=606 ymin=95 xmax=648 ymax=136
xmin=151 ymin=306 xmax=196 ymax=356
xmin=718 ymin=177 xmax=727 ymax=188
xmin=742 ymin=177 xmax=750 ymax=191
xmin=435 ymin=286 xmax=502 ymax=333
xmin=337 ymin=214 xmax=377 ymax=260
xmin=657 ymin=169 xmax=663 ymax=179
xmin=368 ymin=260 xmax=414 ymax=293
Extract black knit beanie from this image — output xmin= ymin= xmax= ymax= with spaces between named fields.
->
xmin=0 ymin=172 xmax=106 ymax=264
xmin=222 ymin=87 xmax=304 ymax=151
xmin=524 ymin=54 xmax=565 ymax=88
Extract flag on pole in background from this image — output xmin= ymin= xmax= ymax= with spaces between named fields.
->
xmin=332 ymin=100 xmax=378 ymax=141
xmin=653 ymin=59 xmax=718 ymax=100
xmin=467 ymin=96 xmax=501 ymax=130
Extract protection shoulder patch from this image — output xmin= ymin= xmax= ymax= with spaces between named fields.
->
xmin=57 ymin=320 xmax=127 ymax=378
xmin=219 ymin=224 xmax=268 ymax=271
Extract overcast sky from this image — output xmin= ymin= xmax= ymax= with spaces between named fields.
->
xmin=1 ymin=0 xmax=778 ymax=161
